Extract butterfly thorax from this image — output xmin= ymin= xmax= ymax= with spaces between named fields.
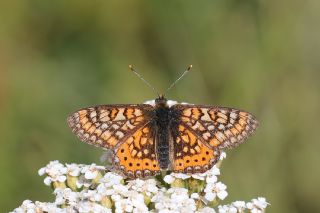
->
xmin=152 ymin=96 xmax=180 ymax=169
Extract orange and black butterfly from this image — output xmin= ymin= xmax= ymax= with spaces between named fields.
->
xmin=67 ymin=66 xmax=258 ymax=178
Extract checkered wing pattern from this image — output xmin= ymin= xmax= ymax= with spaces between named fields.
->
xmin=171 ymin=104 xmax=258 ymax=173
xmin=67 ymin=104 xmax=161 ymax=178
xmin=67 ymin=105 xmax=153 ymax=149
xmin=113 ymin=125 xmax=161 ymax=178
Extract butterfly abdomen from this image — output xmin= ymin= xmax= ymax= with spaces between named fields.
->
xmin=154 ymin=105 xmax=172 ymax=169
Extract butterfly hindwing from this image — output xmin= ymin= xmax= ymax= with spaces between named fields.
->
xmin=114 ymin=125 xmax=161 ymax=178
xmin=171 ymin=124 xmax=220 ymax=173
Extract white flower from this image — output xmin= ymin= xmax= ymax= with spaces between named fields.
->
xmin=10 ymin=200 xmax=68 ymax=213
xmin=81 ymin=189 xmax=102 ymax=202
xmin=14 ymin=161 xmax=270 ymax=213
xmin=66 ymin=163 xmax=82 ymax=176
xmin=38 ymin=161 xmax=67 ymax=185
xmin=127 ymin=178 xmax=159 ymax=197
xmin=99 ymin=172 xmax=124 ymax=188
xmin=246 ymin=197 xmax=269 ymax=212
xmin=113 ymin=184 xmax=129 ymax=196
xmin=115 ymin=199 xmax=134 ymax=213
xmin=214 ymin=182 xmax=228 ymax=200
xmin=218 ymin=205 xmax=237 ymax=213
xmin=219 ymin=152 xmax=227 ymax=161
xmin=34 ymin=201 xmax=62 ymax=213
xmin=206 ymin=175 xmax=218 ymax=184
xmin=111 ymin=194 xmax=122 ymax=202
xmin=129 ymin=192 xmax=148 ymax=212
xmin=180 ymin=198 xmax=196 ymax=213
xmin=171 ymin=173 xmax=190 ymax=180
xmin=163 ymin=175 xmax=175 ymax=184
xmin=43 ymin=176 xmax=52 ymax=186
xmin=207 ymin=165 xmax=221 ymax=176
xmin=232 ymin=201 xmax=246 ymax=211
xmin=38 ymin=168 xmax=46 ymax=176
xmin=76 ymin=175 xmax=93 ymax=188
xmin=81 ymin=163 xmax=104 ymax=180
xmin=191 ymin=193 xmax=200 ymax=199
xmin=12 ymin=200 xmax=36 ymax=213
xmin=191 ymin=173 xmax=206 ymax=180
xmin=205 ymin=192 xmax=216 ymax=202
xmin=76 ymin=201 xmax=111 ymax=213
xmin=196 ymin=207 xmax=216 ymax=213
xmin=152 ymin=188 xmax=196 ymax=213
xmin=204 ymin=182 xmax=228 ymax=201
xmin=96 ymin=184 xmax=115 ymax=197
xmin=168 ymin=187 xmax=189 ymax=203
xmin=54 ymin=188 xmax=78 ymax=206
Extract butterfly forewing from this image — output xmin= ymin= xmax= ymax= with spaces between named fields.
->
xmin=67 ymin=104 xmax=153 ymax=149
xmin=172 ymin=104 xmax=259 ymax=150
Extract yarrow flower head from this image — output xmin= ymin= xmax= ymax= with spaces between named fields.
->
xmin=12 ymin=153 xmax=269 ymax=213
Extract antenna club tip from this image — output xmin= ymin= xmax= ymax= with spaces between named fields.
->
xmin=129 ymin=64 xmax=134 ymax=71
xmin=187 ymin=64 xmax=193 ymax=71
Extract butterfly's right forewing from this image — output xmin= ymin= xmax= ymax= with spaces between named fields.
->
xmin=173 ymin=104 xmax=258 ymax=149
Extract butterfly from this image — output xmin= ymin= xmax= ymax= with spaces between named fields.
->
xmin=67 ymin=65 xmax=258 ymax=178
xmin=67 ymin=95 xmax=258 ymax=179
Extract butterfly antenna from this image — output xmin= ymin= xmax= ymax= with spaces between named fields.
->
xmin=129 ymin=65 xmax=158 ymax=95
xmin=166 ymin=65 xmax=192 ymax=92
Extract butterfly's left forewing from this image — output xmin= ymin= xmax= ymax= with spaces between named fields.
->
xmin=67 ymin=104 xmax=153 ymax=149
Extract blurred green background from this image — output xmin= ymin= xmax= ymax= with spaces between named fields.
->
xmin=1 ymin=1 xmax=319 ymax=212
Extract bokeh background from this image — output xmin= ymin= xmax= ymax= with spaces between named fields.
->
xmin=1 ymin=1 xmax=320 ymax=212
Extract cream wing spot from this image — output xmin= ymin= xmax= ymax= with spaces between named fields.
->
xmin=143 ymin=149 xmax=149 ymax=155
xmin=183 ymin=108 xmax=192 ymax=117
xmin=100 ymin=115 xmax=110 ymax=122
xmin=111 ymin=124 xmax=120 ymax=130
xmin=100 ymin=123 xmax=108 ymax=130
xmin=200 ymin=109 xmax=211 ymax=121
xmin=137 ymin=151 xmax=142 ymax=158
xmin=115 ymin=131 xmax=125 ymax=139
xmin=134 ymin=109 xmax=142 ymax=116
xmin=140 ymin=137 xmax=147 ymax=145
xmin=218 ymin=124 xmax=225 ymax=130
xmin=230 ymin=112 xmax=238 ymax=119
xmin=126 ymin=121 xmax=135 ymax=130
xmin=208 ymin=125 xmax=215 ymax=130
xmin=114 ymin=108 xmax=126 ymax=120
xmin=216 ymin=118 xmax=226 ymax=124
xmin=217 ymin=112 xmax=228 ymax=120
xmin=90 ymin=111 xmax=97 ymax=118
xmin=202 ymin=132 xmax=211 ymax=140
xmin=216 ymin=132 xmax=226 ymax=141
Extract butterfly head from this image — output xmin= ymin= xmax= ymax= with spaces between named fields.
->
xmin=155 ymin=94 xmax=168 ymax=107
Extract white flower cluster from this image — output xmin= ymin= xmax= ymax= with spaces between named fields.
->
xmin=218 ymin=198 xmax=269 ymax=213
xmin=12 ymin=152 xmax=269 ymax=213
